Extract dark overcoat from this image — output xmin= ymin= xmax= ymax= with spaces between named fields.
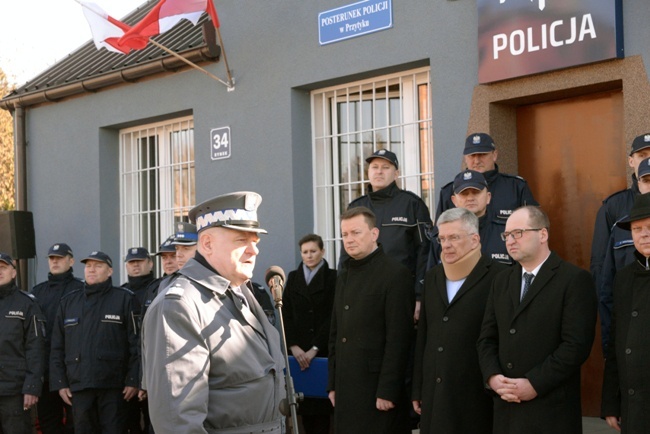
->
xmin=413 ymin=255 xmax=505 ymax=434
xmin=328 ymin=247 xmax=414 ymax=434
xmin=477 ymin=252 xmax=597 ymax=434
xmin=284 ymin=260 xmax=337 ymax=356
xmin=601 ymin=256 xmax=650 ymax=433
xmin=284 ymin=260 xmax=336 ymax=415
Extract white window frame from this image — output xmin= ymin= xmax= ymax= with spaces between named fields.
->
xmin=311 ymin=67 xmax=434 ymax=265
xmin=119 ymin=116 xmax=195 ymax=280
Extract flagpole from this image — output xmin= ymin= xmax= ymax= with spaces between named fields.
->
xmin=213 ymin=25 xmax=234 ymax=91
xmin=147 ymin=39 xmax=231 ymax=88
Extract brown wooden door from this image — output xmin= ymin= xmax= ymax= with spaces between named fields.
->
xmin=516 ymin=90 xmax=624 ymax=416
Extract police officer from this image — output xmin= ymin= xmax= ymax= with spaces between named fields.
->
xmin=593 ymin=137 xmax=650 ymax=353
xmin=0 ymin=252 xmax=46 ymax=434
xmin=50 ymin=251 xmax=139 ymax=434
xmin=171 ymin=222 xmax=198 ymax=269
xmin=142 ymin=192 xmax=285 ymax=434
xmin=121 ymin=248 xmax=153 ymax=434
xmin=340 ymin=149 xmax=432 ymax=320
xmin=140 ymin=236 xmax=177 ymax=320
xmin=31 ymin=243 xmax=83 ymax=434
xmin=429 ymin=170 xmax=512 ymax=267
xmin=436 ymin=133 xmax=538 ymax=222
xmin=122 ymin=247 xmax=155 ymax=310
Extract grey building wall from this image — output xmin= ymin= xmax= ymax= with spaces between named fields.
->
xmin=20 ymin=0 xmax=649 ymax=285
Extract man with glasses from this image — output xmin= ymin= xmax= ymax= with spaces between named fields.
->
xmin=478 ymin=206 xmax=596 ymax=433
xmin=412 ymin=208 xmax=505 ymax=434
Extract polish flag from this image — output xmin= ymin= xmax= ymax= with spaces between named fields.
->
xmin=117 ymin=0 xmax=220 ymax=51
xmin=80 ymin=2 xmax=132 ymax=55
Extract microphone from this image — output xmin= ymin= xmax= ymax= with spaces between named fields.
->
xmin=265 ymin=266 xmax=285 ymax=303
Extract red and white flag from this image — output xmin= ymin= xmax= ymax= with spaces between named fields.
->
xmin=79 ymin=1 xmax=132 ymax=54
xmin=117 ymin=0 xmax=220 ymax=51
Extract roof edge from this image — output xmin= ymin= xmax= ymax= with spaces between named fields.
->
xmin=1 ymin=44 xmax=220 ymax=112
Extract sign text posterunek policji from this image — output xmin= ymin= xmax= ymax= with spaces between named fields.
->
xmin=477 ymin=0 xmax=623 ymax=84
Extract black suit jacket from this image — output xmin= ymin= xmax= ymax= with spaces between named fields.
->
xmin=477 ymin=251 xmax=597 ymax=434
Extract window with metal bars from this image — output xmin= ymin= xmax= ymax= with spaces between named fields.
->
xmin=119 ymin=116 xmax=195 ymax=277
xmin=311 ymin=67 xmax=434 ymax=265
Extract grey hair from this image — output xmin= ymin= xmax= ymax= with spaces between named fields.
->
xmin=436 ymin=207 xmax=479 ymax=234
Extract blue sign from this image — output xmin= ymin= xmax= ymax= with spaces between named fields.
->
xmin=210 ymin=127 xmax=231 ymax=161
xmin=319 ymin=0 xmax=392 ymax=46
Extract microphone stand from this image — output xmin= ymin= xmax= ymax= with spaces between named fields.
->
xmin=273 ymin=287 xmax=303 ymax=434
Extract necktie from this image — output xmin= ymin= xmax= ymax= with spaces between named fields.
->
xmin=521 ymin=272 xmax=534 ymax=301
xmin=228 ymin=288 xmax=249 ymax=310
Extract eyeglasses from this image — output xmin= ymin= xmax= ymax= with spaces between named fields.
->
xmin=436 ymin=233 xmax=474 ymax=245
xmin=500 ymin=228 xmax=543 ymax=241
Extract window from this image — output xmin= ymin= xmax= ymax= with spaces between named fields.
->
xmin=311 ymin=67 xmax=434 ymax=264
xmin=120 ymin=116 xmax=195 ymax=276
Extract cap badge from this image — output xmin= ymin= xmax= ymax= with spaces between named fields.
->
xmin=473 ymin=135 xmax=481 ymax=144
xmin=91 ymin=251 xmax=98 ymax=255
xmin=245 ymin=193 xmax=260 ymax=212
xmin=131 ymin=248 xmax=138 ymax=254
xmin=645 ymin=134 xmax=650 ymax=143
xmin=177 ymin=223 xmax=184 ymax=231
xmin=463 ymin=172 xmax=472 ymax=180
xmin=53 ymin=245 xmax=60 ymax=251
xmin=377 ymin=149 xmax=386 ymax=155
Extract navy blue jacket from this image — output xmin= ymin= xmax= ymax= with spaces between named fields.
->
xmin=436 ymin=164 xmax=538 ymax=222
xmin=0 ymin=282 xmax=46 ymax=396
xmin=590 ymin=176 xmax=639 ymax=352
xmin=31 ymin=268 xmax=83 ymax=380
xmin=50 ymin=277 xmax=139 ymax=392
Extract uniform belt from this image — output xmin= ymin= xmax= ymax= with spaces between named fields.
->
xmin=205 ymin=419 xmax=282 ymax=434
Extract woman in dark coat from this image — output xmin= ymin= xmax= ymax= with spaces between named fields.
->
xmin=284 ymin=234 xmax=336 ymax=434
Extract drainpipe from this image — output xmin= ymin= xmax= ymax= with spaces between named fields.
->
xmin=13 ymin=105 xmax=29 ymax=289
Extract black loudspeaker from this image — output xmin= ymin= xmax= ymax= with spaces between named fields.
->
xmin=0 ymin=211 xmax=36 ymax=259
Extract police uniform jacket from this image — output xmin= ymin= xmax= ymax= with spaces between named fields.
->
xmin=591 ymin=176 xmax=639 ymax=352
xmin=0 ymin=282 xmax=46 ymax=397
xmin=122 ymin=271 xmax=154 ymax=313
xmin=341 ymin=181 xmax=432 ymax=298
xmin=436 ymin=164 xmax=538 ymax=221
xmin=328 ymin=246 xmax=414 ymax=434
xmin=31 ymin=268 xmax=83 ymax=381
xmin=49 ymin=278 xmax=139 ymax=392
xmin=413 ymin=255 xmax=505 ymax=434
xmin=601 ymin=252 xmax=650 ymax=433
xmin=477 ymin=252 xmax=597 ymax=434
xmin=142 ymin=256 xmax=285 ymax=434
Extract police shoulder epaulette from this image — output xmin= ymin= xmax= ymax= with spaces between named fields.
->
xmin=440 ymin=180 xmax=454 ymax=190
xmin=401 ymin=189 xmax=427 ymax=201
xmin=61 ymin=288 xmax=83 ymax=300
xmin=499 ymin=172 xmax=528 ymax=182
xmin=349 ymin=195 xmax=369 ymax=206
xmin=603 ymin=188 xmax=632 ymax=203
xmin=18 ymin=290 xmax=37 ymax=301
xmin=116 ymin=286 xmax=135 ymax=296
xmin=165 ymin=283 xmax=185 ymax=298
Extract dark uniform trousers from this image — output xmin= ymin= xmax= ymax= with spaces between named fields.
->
xmin=72 ymin=389 xmax=126 ymax=434
xmin=38 ymin=390 xmax=74 ymax=434
xmin=0 ymin=395 xmax=32 ymax=434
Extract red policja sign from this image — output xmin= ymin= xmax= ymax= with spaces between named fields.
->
xmin=477 ymin=0 xmax=623 ymax=84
